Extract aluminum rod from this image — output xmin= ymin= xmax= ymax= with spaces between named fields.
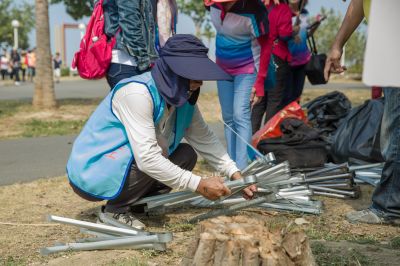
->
xmin=313 ymin=191 xmax=349 ymax=199
xmin=48 ymin=215 xmax=147 ymax=236
xmin=41 ymin=235 xmax=160 ymax=255
xmin=80 ymin=228 xmax=121 ymax=237
xmin=189 ymin=194 xmax=276 ymax=223
xmin=349 ymin=163 xmax=384 ymax=172
xmin=74 ymin=239 xmax=167 ymax=251
xmin=258 ymin=203 xmax=322 ymax=215
xmin=303 ymin=173 xmax=353 ymax=183
xmin=309 ymin=185 xmax=356 ymax=197
xmin=306 ymin=163 xmax=348 ymax=177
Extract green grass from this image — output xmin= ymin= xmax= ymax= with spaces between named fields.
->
xmin=390 ymin=236 xmax=400 ymax=249
xmin=0 ymin=256 xmax=26 ymax=266
xmin=311 ymin=242 xmax=373 ymax=266
xmin=165 ymin=222 xmax=196 ymax=232
xmin=0 ymin=100 xmax=29 ymax=119
xmin=22 ymin=119 xmax=87 ymax=138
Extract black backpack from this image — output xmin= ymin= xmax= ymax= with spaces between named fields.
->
xmin=303 ymin=91 xmax=352 ymax=138
xmin=257 ymin=119 xmax=327 ymax=168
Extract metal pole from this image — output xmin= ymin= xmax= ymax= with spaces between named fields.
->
xmin=47 ymin=215 xmax=148 ymax=236
xmin=14 ymin=28 xmax=18 ymax=49
xmin=189 ymin=194 xmax=276 ymax=223
xmin=40 ymin=235 xmax=160 ymax=255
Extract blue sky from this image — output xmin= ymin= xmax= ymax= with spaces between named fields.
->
xmin=27 ymin=0 xmax=350 ymax=65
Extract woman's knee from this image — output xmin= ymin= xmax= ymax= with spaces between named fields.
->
xmin=170 ymin=143 xmax=198 ymax=171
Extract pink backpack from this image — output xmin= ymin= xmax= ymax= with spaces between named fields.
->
xmin=72 ymin=0 xmax=116 ymax=79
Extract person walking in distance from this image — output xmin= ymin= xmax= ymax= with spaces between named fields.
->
xmin=11 ymin=49 xmax=21 ymax=86
xmin=0 ymin=49 xmax=9 ymax=81
xmin=27 ymin=48 xmax=36 ymax=82
xmin=53 ymin=52 xmax=62 ymax=83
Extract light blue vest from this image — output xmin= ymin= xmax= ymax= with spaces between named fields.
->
xmin=67 ymin=72 xmax=195 ymax=200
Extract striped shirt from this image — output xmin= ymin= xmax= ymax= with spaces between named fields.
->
xmin=209 ymin=0 xmax=271 ymax=96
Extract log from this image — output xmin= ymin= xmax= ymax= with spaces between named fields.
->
xmin=192 ymin=232 xmax=216 ymax=266
xmin=181 ymin=215 xmax=315 ymax=266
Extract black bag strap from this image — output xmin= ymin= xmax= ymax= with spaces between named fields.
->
xmin=307 ymin=35 xmax=318 ymax=55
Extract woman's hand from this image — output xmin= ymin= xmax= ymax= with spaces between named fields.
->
xmin=250 ymin=87 xmax=262 ymax=108
xmin=231 ymin=171 xmax=257 ymax=200
xmin=263 ymin=0 xmax=280 ymax=6
xmin=196 ymin=176 xmax=231 ymax=200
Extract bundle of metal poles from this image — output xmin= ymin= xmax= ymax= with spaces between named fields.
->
xmin=292 ymin=162 xmax=384 ymax=199
xmin=40 ymin=215 xmax=173 ymax=255
xmin=353 ymin=163 xmax=384 ymax=187
xmin=133 ymin=153 xmax=323 ymax=222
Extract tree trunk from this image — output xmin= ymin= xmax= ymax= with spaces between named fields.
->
xmin=195 ymin=24 xmax=202 ymax=38
xmin=33 ymin=0 xmax=57 ymax=109
xmin=181 ymin=216 xmax=316 ymax=266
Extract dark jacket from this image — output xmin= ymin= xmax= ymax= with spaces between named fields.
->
xmin=102 ymin=0 xmax=158 ymax=71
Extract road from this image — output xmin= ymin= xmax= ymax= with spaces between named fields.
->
xmin=0 ymin=78 xmax=368 ymax=101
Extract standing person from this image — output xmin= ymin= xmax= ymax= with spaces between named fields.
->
xmin=67 ymin=35 xmax=255 ymax=228
xmin=10 ymin=49 xmax=21 ymax=86
xmin=103 ymin=0 xmax=175 ymax=89
xmin=251 ymin=0 xmax=293 ymax=134
xmin=20 ymin=51 xmax=28 ymax=82
xmin=285 ymin=0 xmax=311 ymax=104
xmin=324 ymin=0 xmax=400 ymax=225
xmin=53 ymin=52 xmax=62 ymax=83
xmin=206 ymin=0 xmax=271 ymax=169
xmin=0 ymin=49 xmax=9 ymax=81
xmin=153 ymin=0 xmax=177 ymax=51
xmin=27 ymin=48 xmax=36 ymax=82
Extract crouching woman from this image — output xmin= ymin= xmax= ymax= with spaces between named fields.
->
xmin=66 ymin=35 xmax=256 ymax=229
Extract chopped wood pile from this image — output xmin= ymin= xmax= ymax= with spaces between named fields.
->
xmin=181 ymin=216 xmax=316 ymax=266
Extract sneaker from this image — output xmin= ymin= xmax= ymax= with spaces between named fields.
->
xmin=98 ymin=206 xmax=146 ymax=230
xmin=14 ymin=81 xmax=20 ymax=86
xmin=346 ymin=209 xmax=400 ymax=225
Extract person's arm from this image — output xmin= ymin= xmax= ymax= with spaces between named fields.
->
xmin=251 ymin=35 xmax=273 ymax=101
xmin=116 ymin=0 xmax=152 ymax=71
xmin=324 ymin=0 xmax=364 ymax=81
xmin=157 ymin=0 xmax=173 ymax=47
xmin=112 ymin=84 xmax=230 ymax=200
xmin=277 ymin=5 xmax=294 ymax=42
xmin=184 ymin=106 xmax=257 ymax=198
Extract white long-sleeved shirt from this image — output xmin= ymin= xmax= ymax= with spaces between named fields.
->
xmin=111 ymin=83 xmax=239 ymax=192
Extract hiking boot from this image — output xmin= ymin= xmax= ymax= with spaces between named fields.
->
xmin=346 ymin=209 xmax=400 ymax=225
xmin=98 ymin=206 xmax=146 ymax=230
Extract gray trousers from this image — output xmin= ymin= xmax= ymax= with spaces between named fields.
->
xmin=71 ymin=143 xmax=198 ymax=213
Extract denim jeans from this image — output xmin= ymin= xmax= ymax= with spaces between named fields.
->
xmin=371 ymin=87 xmax=400 ymax=219
xmin=284 ymin=64 xmax=307 ymax=105
xmin=217 ymin=73 xmax=256 ymax=170
xmin=106 ymin=63 xmax=144 ymax=90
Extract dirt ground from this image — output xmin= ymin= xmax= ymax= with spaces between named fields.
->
xmin=1 ymin=166 xmax=399 ymax=266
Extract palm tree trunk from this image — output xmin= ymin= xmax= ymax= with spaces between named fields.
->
xmin=33 ymin=0 xmax=57 ymax=109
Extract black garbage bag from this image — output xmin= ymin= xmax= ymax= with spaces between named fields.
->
xmin=303 ymin=91 xmax=352 ymax=138
xmin=331 ymin=98 xmax=384 ymax=163
xmin=257 ymin=118 xmax=327 ymax=168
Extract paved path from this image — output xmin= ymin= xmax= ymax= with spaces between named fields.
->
xmin=0 ymin=124 xmax=225 ymax=186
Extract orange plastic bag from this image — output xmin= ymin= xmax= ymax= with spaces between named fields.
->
xmin=252 ymin=101 xmax=308 ymax=149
